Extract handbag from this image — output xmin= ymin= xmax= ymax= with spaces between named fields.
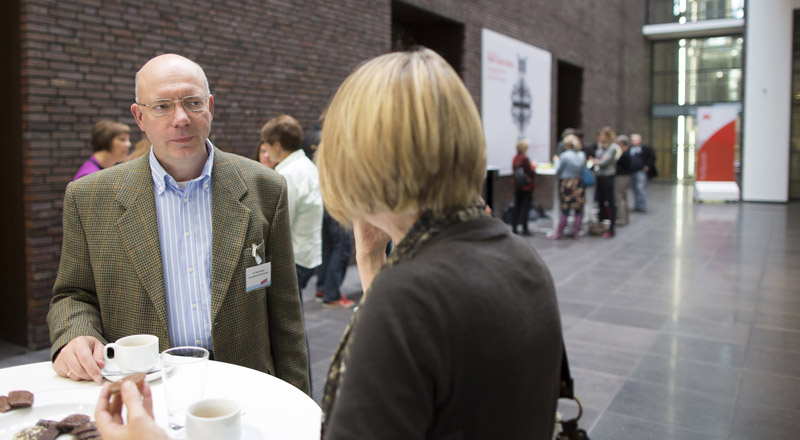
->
xmin=514 ymin=165 xmax=531 ymax=191
xmin=580 ymin=166 xmax=595 ymax=187
xmin=555 ymin=341 xmax=590 ymax=440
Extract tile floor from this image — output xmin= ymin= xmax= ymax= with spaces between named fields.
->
xmin=2 ymin=183 xmax=799 ymax=439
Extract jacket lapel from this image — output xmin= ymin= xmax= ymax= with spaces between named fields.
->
xmin=115 ymin=155 xmax=169 ymax=329
xmin=210 ymin=149 xmax=251 ymax=322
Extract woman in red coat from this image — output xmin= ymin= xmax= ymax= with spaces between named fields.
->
xmin=512 ymin=139 xmax=536 ymax=235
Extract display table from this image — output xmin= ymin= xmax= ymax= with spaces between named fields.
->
xmin=533 ymin=166 xmax=559 ymax=235
xmin=0 ymin=361 xmax=321 ymax=439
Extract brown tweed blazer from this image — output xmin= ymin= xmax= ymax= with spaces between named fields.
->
xmin=48 ymin=147 xmax=310 ymax=395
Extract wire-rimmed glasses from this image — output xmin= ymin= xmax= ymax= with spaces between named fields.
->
xmin=137 ymin=95 xmax=208 ymax=117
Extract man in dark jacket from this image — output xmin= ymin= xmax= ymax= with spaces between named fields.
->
xmin=629 ymin=133 xmax=656 ymax=212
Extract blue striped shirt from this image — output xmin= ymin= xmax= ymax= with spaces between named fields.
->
xmin=149 ymin=142 xmax=214 ymax=350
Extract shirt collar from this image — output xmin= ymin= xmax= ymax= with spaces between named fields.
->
xmin=150 ymin=140 xmax=215 ymax=194
xmin=274 ymin=149 xmax=306 ymax=172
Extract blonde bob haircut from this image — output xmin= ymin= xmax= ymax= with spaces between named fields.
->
xmin=516 ymin=139 xmax=529 ymax=154
xmin=562 ymin=134 xmax=582 ymax=151
xmin=316 ymin=48 xmax=487 ymax=225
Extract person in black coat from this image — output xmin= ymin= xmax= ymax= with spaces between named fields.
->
xmin=629 ymin=133 xmax=656 ymax=212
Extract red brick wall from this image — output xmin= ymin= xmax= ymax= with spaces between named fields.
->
xmin=16 ymin=0 xmax=649 ymax=348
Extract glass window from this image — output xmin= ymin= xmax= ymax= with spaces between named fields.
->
xmin=649 ymin=0 xmax=745 ymax=24
xmin=652 ymin=37 xmax=742 ymax=105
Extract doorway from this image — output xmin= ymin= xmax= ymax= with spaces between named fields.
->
xmin=556 ymin=60 xmax=583 ymax=145
xmin=0 ymin=0 xmax=26 ymax=346
xmin=391 ymin=1 xmax=465 ymax=75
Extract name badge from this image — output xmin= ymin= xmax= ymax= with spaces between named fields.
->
xmin=246 ymin=262 xmax=271 ymax=292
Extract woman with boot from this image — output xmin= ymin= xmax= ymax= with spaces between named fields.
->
xmin=590 ymin=127 xmax=621 ymax=238
xmin=551 ymin=134 xmax=586 ymax=239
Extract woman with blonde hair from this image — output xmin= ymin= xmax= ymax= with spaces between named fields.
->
xmin=314 ymin=48 xmax=562 ymax=438
xmin=552 ymin=134 xmax=587 ymax=239
xmin=90 ymin=48 xmax=564 ymax=440
xmin=511 ymin=138 xmax=536 ymax=235
xmin=591 ymin=126 xmax=620 ymax=238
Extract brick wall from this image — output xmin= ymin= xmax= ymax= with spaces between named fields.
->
xmin=16 ymin=0 xmax=648 ymax=348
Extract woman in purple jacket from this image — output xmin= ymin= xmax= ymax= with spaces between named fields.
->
xmin=72 ymin=120 xmax=131 ymax=181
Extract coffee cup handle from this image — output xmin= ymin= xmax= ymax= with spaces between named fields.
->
xmin=103 ymin=343 xmax=117 ymax=363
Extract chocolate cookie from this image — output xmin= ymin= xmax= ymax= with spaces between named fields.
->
xmin=34 ymin=420 xmax=59 ymax=429
xmin=0 ymin=395 xmax=11 ymax=413
xmin=36 ymin=427 xmax=60 ymax=440
xmin=7 ymin=390 xmax=34 ymax=408
xmin=108 ymin=371 xmax=147 ymax=394
xmin=11 ymin=426 xmax=47 ymax=440
xmin=77 ymin=430 xmax=102 ymax=440
xmin=71 ymin=421 xmax=98 ymax=436
xmin=56 ymin=413 xmax=91 ymax=431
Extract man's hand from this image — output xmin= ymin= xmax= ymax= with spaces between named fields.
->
xmin=53 ymin=336 xmax=105 ymax=382
xmin=95 ymin=381 xmax=167 ymax=440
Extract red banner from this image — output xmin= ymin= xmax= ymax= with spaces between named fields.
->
xmin=696 ymin=105 xmax=738 ymax=182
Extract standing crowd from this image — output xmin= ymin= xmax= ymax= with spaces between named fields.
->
xmin=511 ymin=126 xmax=656 ymax=239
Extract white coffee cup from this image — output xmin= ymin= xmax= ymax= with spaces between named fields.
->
xmin=186 ymin=398 xmax=242 ymax=440
xmin=103 ymin=334 xmax=159 ymax=374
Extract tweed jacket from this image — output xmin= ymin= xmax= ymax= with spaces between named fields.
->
xmin=48 ymin=147 xmax=310 ymax=395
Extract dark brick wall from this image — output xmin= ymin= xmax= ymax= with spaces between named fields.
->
xmin=15 ymin=0 xmax=649 ymax=348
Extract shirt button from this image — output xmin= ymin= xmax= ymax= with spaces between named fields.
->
xmin=184 ymin=232 xmax=190 ymax=237
xmin=195 ymin=339 xmax=201 ymax=345
xmin=188 ymin=267 xmax=194 ymax=273
xmin=183 ymin=198 xmax=189 ymax=203
xmin=203 ymin=183 xmax=209 ymax=189
xmin=191 ymin=303 xmax=197 ymax=309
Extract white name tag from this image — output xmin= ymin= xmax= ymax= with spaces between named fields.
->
xmin=246 ymin=262 xmax=271 ymax=292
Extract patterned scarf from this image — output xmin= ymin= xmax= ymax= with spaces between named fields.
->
xmin=320 ymin=205 xmax=484 ymax=432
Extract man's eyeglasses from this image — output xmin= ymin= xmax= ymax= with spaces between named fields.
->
xmin=137 ymin=95 xmax=208 ymax=117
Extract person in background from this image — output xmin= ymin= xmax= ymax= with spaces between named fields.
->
xmin=299 ymin=120 xmax=355 ymax=309
xmin=125 ymin=135 xmax=150 ymax=162
xmin=629 ymin=133 xmax=656 ymax=212
xmin=50 ymin=53 xmax=308 ymax=395
xmin=260 ymin=115 xmax=323 ymax=296
xmin=301 ymin=122 xmax=321 ymax=160
xmin=556 ymin=127 xmax=577 ymax=156
xmin=255 ymin=140 xmax=278 ymax=169
xmin=73 ymin=120 xmax=131 ymax=181
xmin=315 ymin=211 xmax=355 ymax=308
xmin=511 ymin=139 xmax=536 ymax=236
xmin=614 ymin=135 xmax=632 ymax=226
xmin=551 ymin=134 xmax=586 ymax=239
xmin=590 ymin=126 xmax=620 ymax=238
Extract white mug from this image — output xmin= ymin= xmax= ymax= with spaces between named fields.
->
xmin=103 ymin=334 xmax=159 ymax=373
xmin=186 ymin=398 xmax=241 ymax=440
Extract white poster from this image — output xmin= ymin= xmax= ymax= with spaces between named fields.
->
xmin=481 ymin=28 xmax=552 ymax=175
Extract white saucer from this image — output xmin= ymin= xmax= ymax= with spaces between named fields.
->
xmin=101 ymin=360 xmax=163 ymax=382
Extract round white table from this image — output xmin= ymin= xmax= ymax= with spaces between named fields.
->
xmin=0 ymin=361 xmax=321 ymax=439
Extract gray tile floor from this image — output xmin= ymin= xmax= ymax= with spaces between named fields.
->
xmin=2 ymin=183 xmax=799 ymax=439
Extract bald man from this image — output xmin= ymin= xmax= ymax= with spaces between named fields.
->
xmin=48 ymin=54 xmax=310 ymax=395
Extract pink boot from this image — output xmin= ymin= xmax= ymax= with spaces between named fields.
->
xmin=550 ymin=215 xmax=568 ymax=240
xmin=572 ymin=214 xmax=582 ymax=238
